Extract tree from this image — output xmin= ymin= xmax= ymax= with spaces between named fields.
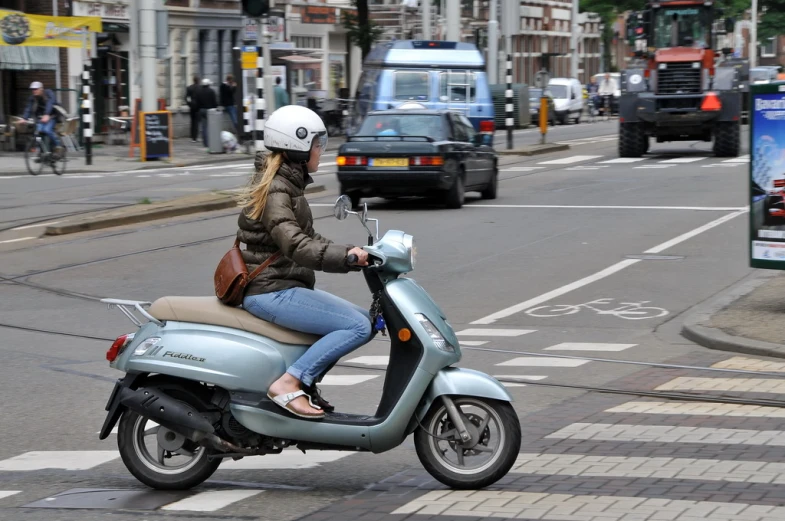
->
xmin=758 ymin=0 xmax=785 ymax=42
xmin=580 ymin=0 xmax=644 ymax=70
xmin=342 ymin=0 xmax=384 ymax=61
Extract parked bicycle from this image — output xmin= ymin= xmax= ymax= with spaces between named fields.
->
xmin=19 ymin=118 xmax=66 ymax=176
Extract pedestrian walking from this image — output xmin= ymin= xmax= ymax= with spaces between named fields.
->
xmin=274 ymin=77 xmax=290 ymax=110
xmin=185 ymin=75 xmax=200 ymax=143
xmin=220 ymin=74 xmax=238 ymax=131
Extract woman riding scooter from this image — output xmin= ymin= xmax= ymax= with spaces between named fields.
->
xmin=237 ymin=105 xmax=371 ymax=420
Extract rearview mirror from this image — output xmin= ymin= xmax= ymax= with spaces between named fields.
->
xmin=334 ymin=195 xmax=352 ymax=220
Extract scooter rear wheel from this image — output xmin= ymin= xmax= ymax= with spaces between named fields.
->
xmin=415 ymin=397 xmax=521 ymax=489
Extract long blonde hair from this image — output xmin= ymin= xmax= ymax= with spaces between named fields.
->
xmin=238 ymin=151 xmax=285 ymax=220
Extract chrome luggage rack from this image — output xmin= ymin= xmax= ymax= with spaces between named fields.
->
xmin=101 ymin=298 xmax=163 ymax=327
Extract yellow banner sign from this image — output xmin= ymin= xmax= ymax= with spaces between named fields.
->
xmin=0 ymin=10 xmax=102 ymax=48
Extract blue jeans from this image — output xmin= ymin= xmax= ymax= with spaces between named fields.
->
xmin=243 ymin=288 xmax=372 ymax=387
xmin=224 ymin=105 xmax=238 ymax=131
xmin=36 ymin=119 xmax=60 ymax=148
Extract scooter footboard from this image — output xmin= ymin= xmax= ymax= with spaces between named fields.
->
xmin=408 ymin=367 xmax=513 ymax=433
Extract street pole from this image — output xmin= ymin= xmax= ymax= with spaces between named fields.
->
xmin=750 ymin=0 xmax=757 ymax=68
xmin=254 ymin=17 xmax=269 ymax=152
xmin=488 ymin=0 xmax=498 ymax=84
xmin=139 ymin=0 xmax=158 ymax=112
xmin=570 ymin=0 xmax=579 ymax=80
xmin=422 ymin=0 xmax=432 ymax=40
xmin=446 ymin=0 xmax=460 ymax=41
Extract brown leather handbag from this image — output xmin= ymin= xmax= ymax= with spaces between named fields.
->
xmin=214 ymin=239 xmax=281 ymax=307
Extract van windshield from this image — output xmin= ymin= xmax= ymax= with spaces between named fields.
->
xmin=394 ymin=71 xmax=430 ymax=101
xmin=548 ymin=85 xmax=568 ymax=99
xmin=357 ymin=114 xmax=446 ymax=140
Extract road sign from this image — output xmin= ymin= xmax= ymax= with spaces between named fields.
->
xmin=750 ymin=82 xmax=785 ymax=269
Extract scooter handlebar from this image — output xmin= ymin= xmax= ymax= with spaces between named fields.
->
xmin=347 ymin=254 xmax=359 ymax=264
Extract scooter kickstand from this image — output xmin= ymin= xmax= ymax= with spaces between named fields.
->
xmin=442 ymin=396 xmax=472 ymax=443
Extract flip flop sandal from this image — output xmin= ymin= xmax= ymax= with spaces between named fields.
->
xmin=266 ymin=390 xmax=325 ymax=419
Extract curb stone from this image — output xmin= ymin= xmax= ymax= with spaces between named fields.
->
xmin=495 ymin=143 xmax=570 ymax=156
xmin=43 ymin=184 xmax=326 ymax=236
xmin=681 ymin=269 xmax=785 ymax=359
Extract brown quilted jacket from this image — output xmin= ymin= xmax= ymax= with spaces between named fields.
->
xmin=238 ymin=158 xmax=351 ymax=296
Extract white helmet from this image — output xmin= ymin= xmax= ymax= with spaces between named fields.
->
xmin=264 ymin=105 xmax=327 ymax=163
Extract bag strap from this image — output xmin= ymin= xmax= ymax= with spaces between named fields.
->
xmin=248 ymin=251 xmax=281 ymax=281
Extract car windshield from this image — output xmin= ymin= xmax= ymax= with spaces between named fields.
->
xmin=529 ymin=88 xmax=542 ymax=100
xmin=652 ymin=6 xmax=712 ymax=48
xmin=394 ymin=71 xmax=430 ymax=101
xmin=357 ymin=114 xmax=446 ymax=140
xmin=548 ymin=85 xmax=568 ymax=99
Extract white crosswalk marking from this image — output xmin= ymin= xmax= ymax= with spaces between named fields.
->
xmin=659 ymin=157 xmax=706 ymax=163
xmin=545 ymin=422 xmax=785 ymax=446
xmin=606 ymin=400 xmax=785 ymax=418
xmin=494 ymin=375 xmax=547 ymax=387
xmin=161 ymin=490 xmax=263 ymax=512
xmin=456 ymin=328 xmax=535 ymax=337
xmin=599 ymin=158 xmax=647 ymax=164
xmin=500 ymin=166 xmax=545 ymax=172
xmin=0 ymin=491 xmax=20 ymax=500
xmin=344 ymin=356 xmax=389 ymax=366
xmin=393 ymin=491 xmax=785 ymax=519
xmin=220 ymin=450 xmax=351 ymax=470
xmin=459 ymin=340 xmax=488 ymax=346
xmin=543 ymin=342 xmax=636 ymax=351
xmin=655 ymin=377 xmax=785 ymax=394
xmin=538 ymin=155 xmax=603 ymax=165
xmin=712 ymin=356 xmax=785 ymax=372
xmin=723 ymin=155 xmax=749 ymax=163
xmin=319 ymin=375 xmax=379 ymax=386
xmin=0 ymin=451 xmax=119 ymax=471
xmin=634 ymin=165 xmax=671 ymax=169
xmin=512 ymin=453 xmax=785 ymax=483
xmin=496 ymin=357 xmax=589 ymax=367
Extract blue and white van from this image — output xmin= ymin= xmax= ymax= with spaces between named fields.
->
xmin=348 ymin=40 xmax=495 ymax=135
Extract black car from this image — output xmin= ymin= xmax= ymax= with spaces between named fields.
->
xmin=337 ymin=109 xmax=498 ymax=209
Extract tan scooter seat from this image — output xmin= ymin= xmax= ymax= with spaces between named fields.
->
xmin=148 ymin=296 xmax=319 ymax=345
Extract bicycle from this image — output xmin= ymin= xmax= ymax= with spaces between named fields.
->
xmin=21 ymin=118 xmax=67 ymax=176
xmin=525 ymin=298 xmax=669 ymax=320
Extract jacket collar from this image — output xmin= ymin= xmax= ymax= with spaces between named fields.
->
xmin=278 ymin=158 xmax=313 ymax=189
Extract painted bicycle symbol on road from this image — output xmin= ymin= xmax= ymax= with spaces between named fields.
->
xmin=525 ymin=298 xmax=669 ymax=320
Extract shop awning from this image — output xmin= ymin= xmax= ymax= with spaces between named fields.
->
xmin=0 ymin=46 xmax=58 ymax=71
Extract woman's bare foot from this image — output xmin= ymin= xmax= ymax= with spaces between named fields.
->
xmin=267 ymin=373 xmax=323 ymax=417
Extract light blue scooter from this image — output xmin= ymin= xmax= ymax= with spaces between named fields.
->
xmin=98 ymin=196 xmax=521 ymax=490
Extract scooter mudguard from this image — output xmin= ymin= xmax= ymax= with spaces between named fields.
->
xmin=408 ymin=367 xmax=513 ymax=433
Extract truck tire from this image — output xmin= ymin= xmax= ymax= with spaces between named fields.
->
xmin=713 ymin=122 xmax=740 ymax=157
xmin=619 ymin=123 xmax=646 ymax=158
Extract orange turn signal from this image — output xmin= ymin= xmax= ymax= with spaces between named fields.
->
xmin=336 ymin=155 xmax=347 ymax=166
xmin=398 ymin=328 xmax=412 ymax=342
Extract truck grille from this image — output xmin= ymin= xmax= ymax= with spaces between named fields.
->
xmin=657 ymin=63 xmax=701 ymax=94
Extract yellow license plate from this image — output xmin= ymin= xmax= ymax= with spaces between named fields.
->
xmin=371 ymin=157 xmax=408 ymax=167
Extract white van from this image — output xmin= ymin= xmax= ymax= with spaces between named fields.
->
xmin=547 ymin=78 xmax=583 ymax=124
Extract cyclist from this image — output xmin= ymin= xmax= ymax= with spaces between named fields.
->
xmin=22 ymin=81 xmax=63 ymax=157
xmin=597 ymin=73 xmax=617 ymax=117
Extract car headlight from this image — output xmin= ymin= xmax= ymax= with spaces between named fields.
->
xmin=415 ymin=313 xmax=454 ymax=352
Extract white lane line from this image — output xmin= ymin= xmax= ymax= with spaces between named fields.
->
xmin=702 ymin=163 xmax=744 ymax=168
xmin=607 ymin=400 xmax=785 ymax=418
xmin=634 ymin=165 xmax=671 ymax=169
xmin=0 ymin=491 xmax=20 ymax=501
xmin=460 ymin=340 xmax=488 ymax=346
xmin=712 ymin=356 xmax=785 ymax=372
xmin=344 ymin=356 xmax=389 ymax=365
xmin=0 ymin=451 xmax=119 ymax=471
xmin=456 ymin=328 xmax=535 ymax=337
xmin=220 ymin=450 xmax=351 ymax=470
xmin=319 ymin=375 xmax=379 ymax=385
xmin=393 ymin=491 xmax=783 ymax=519
xmin=656 ymin=377 xmax=785 ymax=394
xmin=472 ymin=209 xmax=746 ymax=324
xmin=537 ymin=155 xmax=602 ymax=165
xmin=0 ymin=176 xmax=24 ymax=179
xmin=565 ymin=166 xmax=603 ymax=171
xmin=63 ymin=175 xmax=103 ymax=178
xmin=723 ymin=155 xmax=749 ymax=163
xmin=161 ymin=490 xmax=263 ymax=512
xmin=465 ymin=204 xmax=747 ymax=211
xmin=0 ymin=237 xmax=36 ymax=244
xmin=496 ymin=357 xmax=589 ymax=367
xmin=500 ymin=166 xmax=545 ymax=172
xmin=545 ymin=422 xmax=785 ymax=446
xmin=512 ymin=453 xmax=785 ymax=484
xmin=599 ymin=158 xmax=646 ymax=164
xmin=544 ymin=342 xmax=637 ymax=351
xmin=494 ymin=375 xmax=548 ymax=387
xmin=659 ymin=157 xmax=707 ymax=163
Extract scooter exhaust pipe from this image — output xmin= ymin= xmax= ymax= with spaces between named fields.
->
xmin=119 ymin=387 xmax=215 ymax=442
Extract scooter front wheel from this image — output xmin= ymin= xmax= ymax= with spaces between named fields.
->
xmin=415 ymin=397 xmax=521 ymax=489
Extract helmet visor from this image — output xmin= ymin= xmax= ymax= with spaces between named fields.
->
xmin=313 ymin=131 xmax=328 ymax=151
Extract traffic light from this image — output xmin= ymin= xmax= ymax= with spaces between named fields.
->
xmin=242 ymin=0 xmax=269 ymax=17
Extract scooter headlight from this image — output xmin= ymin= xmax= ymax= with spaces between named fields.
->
xmin=415 ymin=313 xmax=454 ymax=352
xmin=403 ymin=234 xmax=416 ymax=270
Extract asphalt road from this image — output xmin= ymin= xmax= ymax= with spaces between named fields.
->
xmin=2 ymin=119 xmax=778 ymax=521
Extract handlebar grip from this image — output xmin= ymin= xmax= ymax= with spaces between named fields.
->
xmin=347 ymin=254 xmax=359 ymax=265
